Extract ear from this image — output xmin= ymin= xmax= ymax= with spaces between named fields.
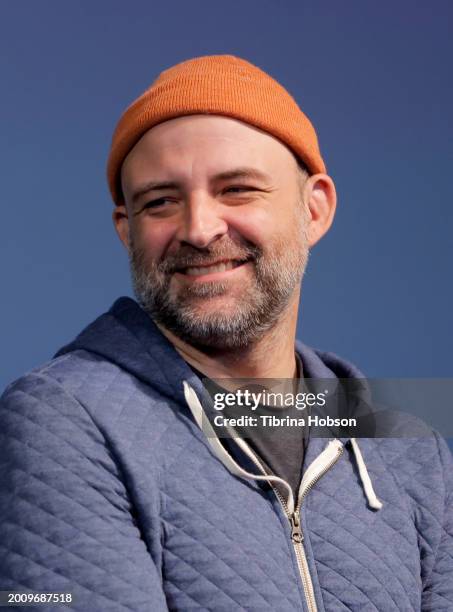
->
xmin=112 ymin=204 xmax=130 ymax=250
xmin=302 ymin=174 xmax=337 ymax=247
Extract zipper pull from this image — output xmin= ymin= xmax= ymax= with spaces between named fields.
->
xmin=290 ymin=513 xmax=303 ymax=544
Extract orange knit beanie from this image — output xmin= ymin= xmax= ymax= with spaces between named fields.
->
xmin=107 ymin=54 xmax=326 ymax=206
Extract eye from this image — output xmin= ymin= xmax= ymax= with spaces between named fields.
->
xmin=142 ymin=197 xmax=173 ymax=209
xmin=224 ymin=186 xmax=257 ymax=194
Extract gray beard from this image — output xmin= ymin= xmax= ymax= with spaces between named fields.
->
xmin=129 ymin=224 xmax=309 ymax=351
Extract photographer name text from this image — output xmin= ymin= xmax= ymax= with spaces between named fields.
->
xmin=213 ymin=414 xmax=357 ymax=428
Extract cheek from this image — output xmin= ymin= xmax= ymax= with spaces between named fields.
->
xmin=132 ymin=219 xmax=176 ymax=261
xmin=224 ymin=207 xmax=278 ymax=246
xmin=231 ymin=209 xmax=307 ymax=268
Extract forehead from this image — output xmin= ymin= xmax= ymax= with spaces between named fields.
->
xmin=121 ymin=114 xmax=298 ymax=183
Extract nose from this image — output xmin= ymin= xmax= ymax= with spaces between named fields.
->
xmin=176 ymin=191 xmax=228 ymax=248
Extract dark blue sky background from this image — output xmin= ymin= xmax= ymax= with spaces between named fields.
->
xmin=1 ymin=1 xmax=452 ymax=442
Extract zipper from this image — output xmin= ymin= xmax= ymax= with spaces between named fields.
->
xmin=231 ymin=433 xmax=344 ymax=612
xmin=289 ymin=440 xmax=344 ymax=612
xmin=289 ymin=513 xmax=316 ymax=611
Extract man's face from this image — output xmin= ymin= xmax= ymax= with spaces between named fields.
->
xmin=119 ymin=115 xmax=310 ymax=350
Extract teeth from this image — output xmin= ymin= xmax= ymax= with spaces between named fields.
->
xmin=184 ymin=261 xmax=239 ymax=276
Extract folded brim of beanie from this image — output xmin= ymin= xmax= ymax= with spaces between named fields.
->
xmin=107 ymin=54 xmax=326 ymax=206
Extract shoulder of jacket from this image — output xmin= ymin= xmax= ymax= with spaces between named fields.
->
xmin=0 ymin=350 xmax=130 ymax=431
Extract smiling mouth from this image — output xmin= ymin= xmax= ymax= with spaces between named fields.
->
xmin=176 ymin=259 xmax=249 ymax=277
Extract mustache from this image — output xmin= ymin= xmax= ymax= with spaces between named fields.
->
xmin=157 ymin=243 xmax=261 ymax=273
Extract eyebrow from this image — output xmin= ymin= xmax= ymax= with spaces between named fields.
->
xmin=130 ymin=167 xmax=272 ymax=205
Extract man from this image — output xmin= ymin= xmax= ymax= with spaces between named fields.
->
xmin=0 ymin=55 xmax=452 ymax=611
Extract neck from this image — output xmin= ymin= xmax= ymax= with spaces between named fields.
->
xmin=156 ymin=292 xmax=300 ymax=381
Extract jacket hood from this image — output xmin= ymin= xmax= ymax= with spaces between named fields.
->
xmin=55 ymin=297 xmax=368 ymax=438
xmin=55 ymin=296 xmax=365 ymax=409
xmin=55 ymin=296 xmax=196 ymax=409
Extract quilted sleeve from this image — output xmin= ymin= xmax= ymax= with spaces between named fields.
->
xmin=0 ymin=373 xmax=169 ymax=612
xmin=421 ymin=433 xmax=453 ymax=610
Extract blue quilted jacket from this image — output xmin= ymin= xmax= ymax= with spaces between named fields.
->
xmin=1 ymin=297 xmax=452 ymax=611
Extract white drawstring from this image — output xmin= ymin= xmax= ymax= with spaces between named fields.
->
xmin=350 ymin=438 xmax=383 ymax=510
